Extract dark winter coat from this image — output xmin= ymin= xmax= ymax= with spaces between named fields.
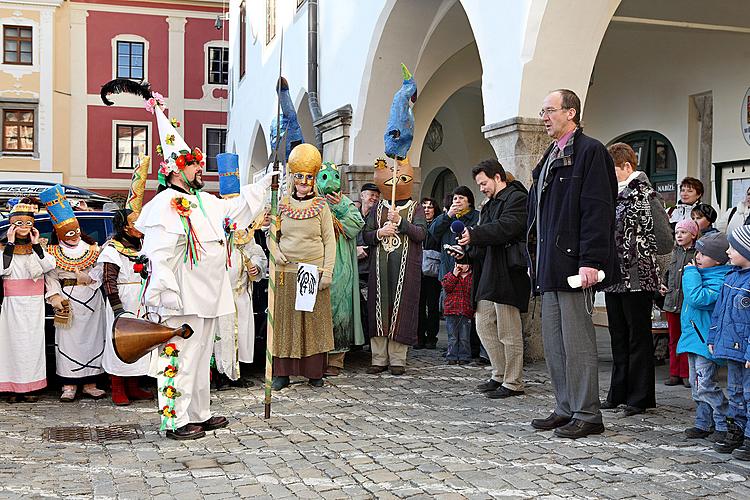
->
xmin=662 ymin=245 xmax=696 ymax=313
xmin=429 ymin=209 xmax=480 ymax=280
xmin=708 ymin=267 xmax=750 ymax=363
xmin=527 ymin=128 xmax=619 ymax=293
xmin=465 ymin=180 xmax=531 ymax=313
xmin=604 ymin=171 xmax=672 ymax=294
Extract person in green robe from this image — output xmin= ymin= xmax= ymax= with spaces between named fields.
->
xmin=317 ymin=162 xmax=366 ymax=376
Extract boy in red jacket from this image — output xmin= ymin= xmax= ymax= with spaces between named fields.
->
xmin=442 ymin=263 xmax=474 ymax=365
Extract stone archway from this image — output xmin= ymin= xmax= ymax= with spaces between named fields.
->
xmin=247 ymin=121 xmax=269 ymax=182
xmin=351 ymin=0 xmax=483 ymax=198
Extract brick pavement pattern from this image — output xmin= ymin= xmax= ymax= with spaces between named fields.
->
xmin=1 ymin=347 xmax=750 ymax=499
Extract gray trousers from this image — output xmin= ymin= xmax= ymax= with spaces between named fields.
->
xmin=541 ymin=291 xmax=602 ymax=424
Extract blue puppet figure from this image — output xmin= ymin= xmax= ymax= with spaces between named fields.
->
xmin=270 ymin=77 xmax=304 ymax=161
xmin=384 ymin=63 xmax=417 ymax=160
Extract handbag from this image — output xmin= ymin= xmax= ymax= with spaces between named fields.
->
xmin=422 ymin=249 xmax=441 ymax=278
xmin=504 ymin=240 xmax=528 ymax=269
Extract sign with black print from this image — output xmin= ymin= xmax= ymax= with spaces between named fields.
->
xmin=295 ymin=263 xmax=319 ymax=312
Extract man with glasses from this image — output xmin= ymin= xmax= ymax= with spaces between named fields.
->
xmin=527 ymin=89 xmax=619 ymax=439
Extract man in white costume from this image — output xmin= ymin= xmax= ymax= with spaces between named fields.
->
xmin=212 ymin=153 xmax=267 ymax=389
xmin=100 ymin=81 xmax=272 ymax=440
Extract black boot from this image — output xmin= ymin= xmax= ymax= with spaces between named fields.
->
xmin=732 ymin=437 xmax=750 ymax=461
xmin=714 ymin=420 xmax=744 ymax=454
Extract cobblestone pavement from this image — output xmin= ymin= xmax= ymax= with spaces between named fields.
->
xmin=1 ymin=329 xmax=750 ymax=499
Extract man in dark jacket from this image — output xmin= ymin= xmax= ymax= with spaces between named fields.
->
xmin=455 ymin=159 xmax=530 ymax=399
xmin=527 ymin=89 xmax=618 ymax=439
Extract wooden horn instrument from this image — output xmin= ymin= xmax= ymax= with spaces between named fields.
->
xmin=113 ymin=316 xmax=193 ymax=364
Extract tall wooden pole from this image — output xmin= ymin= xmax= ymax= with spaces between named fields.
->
xmin=264 ymin=28 xmax=284 ymax=420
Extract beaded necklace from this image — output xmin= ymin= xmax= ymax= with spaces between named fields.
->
xmin=49 ymin=244 xmax=99 ymax=272
xmin=279 ymin=196 xmax=327 ymax=220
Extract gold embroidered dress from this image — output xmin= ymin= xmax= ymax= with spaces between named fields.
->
xmin=272 ymin=194 xmax=336 ymax=378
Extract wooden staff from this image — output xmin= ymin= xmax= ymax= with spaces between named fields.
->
xmin=390 ymin=157 xmax=398 ymax=208
xmin=264 ymin=28 xmax=284 ymax=420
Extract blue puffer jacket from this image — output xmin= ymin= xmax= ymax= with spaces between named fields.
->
xmin=707 ymin=267 xmax=750 ymax=363
xmin=678 ymin=264 xmax=732 ymax=361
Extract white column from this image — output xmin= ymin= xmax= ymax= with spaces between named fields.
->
xmin=68 ymin=6 xmax=88 ymax=185
xmin=167 ymin=16 xmax=186 ymax=125
xmin=37 ymin=7 xmax=55 ymax=172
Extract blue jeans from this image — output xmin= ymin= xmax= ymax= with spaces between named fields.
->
xmin=446 ymin=315 xmax=472 ymax=361
xmin=726 ymin=360 xmax=750 ymax=437
xmin=687 ymin=353 xmax=728 ymax=432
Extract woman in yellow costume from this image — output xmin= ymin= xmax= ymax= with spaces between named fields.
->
xmin=270 ymin=144 xmax=335 ymax=390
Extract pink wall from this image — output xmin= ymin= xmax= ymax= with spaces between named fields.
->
xmin=183 ymin=110 xmax=227 ymax=180
xmin=184 ymin=18 xmax=229 ymax=100
xmin=87 ymin=106 xmax=160 ymax=181
xmin=86 ymin=11 xmax=169 ymax=96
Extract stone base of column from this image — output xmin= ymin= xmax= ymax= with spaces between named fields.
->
xmin=483 ymin=116 xmax=550 ymax=362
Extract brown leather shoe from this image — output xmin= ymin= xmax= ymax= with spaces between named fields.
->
xmin=664 ymin=376 xmax=683 ymax=386
xmin=166 ymin=424 xmax=206 ymax=440
xmin=531 ymin=412 xmax=571 ymax=430
xmin=553 ymin=419 xmax=605 ymax=439
xmin=389 ymin=366 xmax=405 ymax=376
xmin=366 ymin=365 xmax=388 ymax=374
xmin=198 ymin=416 xmax=228 ymax=431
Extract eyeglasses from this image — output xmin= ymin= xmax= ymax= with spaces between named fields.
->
xmin=293 ymin=173 xmax=315 ymax=181
xmin=11 ymin=220 xmax=33 ymax=227
xmin=538 ymin=107 xmax=568 ymax=118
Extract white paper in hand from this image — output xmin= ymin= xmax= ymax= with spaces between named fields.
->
xmin=295 ymin=263 xmax=319 ymax=312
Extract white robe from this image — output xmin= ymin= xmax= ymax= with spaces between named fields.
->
xmin=44 ymin=240 xmax=107 ymax=379
xmin=98 ymin=243 xmax=152 ymax=377
xmin=0 ymin=246 xmax=56 ymax=392
xmin=214 ymin=237 xmax=267 ymax=379
xmin=136 ymin=181 xmax=268 ymax=430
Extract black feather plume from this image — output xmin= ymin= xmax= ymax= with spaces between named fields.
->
xmin=100 ymin=79 xmax=153 ymax=106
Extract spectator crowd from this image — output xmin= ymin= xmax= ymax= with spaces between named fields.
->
xmin=3 ymin=89 xmax=750 ymax=459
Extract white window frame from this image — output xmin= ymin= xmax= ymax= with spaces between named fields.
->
xmin=206 ymin=43 xmax=229 ymax=86
xmin=0 ymin=18 xmax=39 ymax=78
xmin=111 ymin=120 xmax=152 ymax=174
xmin=203 ymin=124 xmax=227 ymax=173
xmin=111 ymin=34 xmax=149 ymax=81
xmin=203 ymin=40 xmax=229 ymax=98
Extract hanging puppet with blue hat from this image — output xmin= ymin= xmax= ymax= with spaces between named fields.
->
xmin=362 ymin=63 xmax=427 ymax=376
xmin=42 ymin=184 xmax=108 ymax=402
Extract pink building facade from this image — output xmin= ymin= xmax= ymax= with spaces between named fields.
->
xmin=69 ymin=0 xmax=228 ymax=202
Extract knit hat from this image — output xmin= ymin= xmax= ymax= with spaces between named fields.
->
xmin=728 ymin=226 xmax=750 ymax=263
xmin=696 ymin=232 xmax=729 ymax=265
xmin=675 ymin=219 xmax=699 ymax=237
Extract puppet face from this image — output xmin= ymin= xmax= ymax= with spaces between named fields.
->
xmin=374 ymin=157 xmax=414 ymax=201
xmin=57 ymin=219 xmax=81 ymax=246
xmin=316 ymin=162 xmax=341 ymax=196
xmin=9 ymin=214 xmax=34 ymax=238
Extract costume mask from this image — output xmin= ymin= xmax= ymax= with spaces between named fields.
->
xmin=316 ymin=162 xmax=341 ymax=196
xmin=40 ymin=184 xmax=81 ymax=245
xmin=8 ymin=202 xmax=36 ymax=239
xmin=288 ymin=143 xmax=322 ymax=192
xmin=374 ymin=157 xmax=414 ymax=201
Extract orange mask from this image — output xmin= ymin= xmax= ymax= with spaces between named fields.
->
xmin=374 ymin=157 xmax=414 ymax=202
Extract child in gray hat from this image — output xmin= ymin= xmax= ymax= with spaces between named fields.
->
xmin=678 ymin=231 xmax=731 ymax=442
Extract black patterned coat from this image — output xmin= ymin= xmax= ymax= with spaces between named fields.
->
xmin=604 ymin=172 xmax=671 ymax=294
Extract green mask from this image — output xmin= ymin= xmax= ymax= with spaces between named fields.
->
xmin=316 ymin=162 xmax=341 ymax=196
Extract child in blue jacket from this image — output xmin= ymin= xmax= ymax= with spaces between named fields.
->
xmin=677 ymin=232 xmax=731 ymax=442
xmin=707 ymin=226 xmax=750 ymax=460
